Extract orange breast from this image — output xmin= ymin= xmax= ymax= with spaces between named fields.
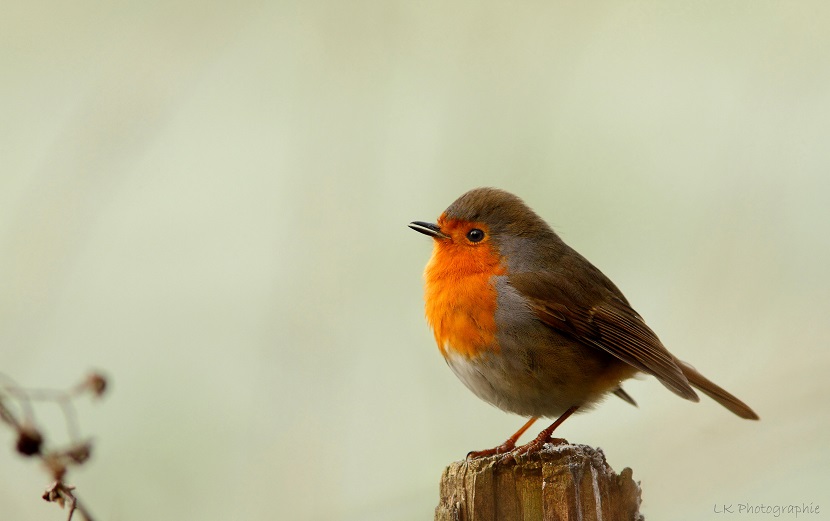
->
xmin=423 ymin=239 xmax=506 ymax=359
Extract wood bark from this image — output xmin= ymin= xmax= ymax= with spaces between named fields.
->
xmin=436 ymin=442 xmax=643 ymax=521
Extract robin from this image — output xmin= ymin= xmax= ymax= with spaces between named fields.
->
xmin=410 ymin=187 xmax=758 ymax=459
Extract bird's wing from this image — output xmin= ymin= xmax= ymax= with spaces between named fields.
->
xmin=509 ymin=271 xmax=698 ymax=401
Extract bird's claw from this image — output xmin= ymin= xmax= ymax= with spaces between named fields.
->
xmin=497 ymin=436 xmax=568 ymax=464
xmin=466 ymin=440 xmax=517 ymax=460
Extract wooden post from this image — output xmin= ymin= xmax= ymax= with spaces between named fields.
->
xmin=436 ymin=442 xmax=643 ymax=521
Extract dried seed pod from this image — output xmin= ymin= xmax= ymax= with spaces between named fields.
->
xmin=16 ymin=425 xmax=43 ymax=456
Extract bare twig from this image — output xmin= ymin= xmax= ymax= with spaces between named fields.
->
xmin=1 ymin=372 xmax=108 ymax=521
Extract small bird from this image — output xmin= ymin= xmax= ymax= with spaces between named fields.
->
xmin=410 ymin=187 xmax=758 ymax=459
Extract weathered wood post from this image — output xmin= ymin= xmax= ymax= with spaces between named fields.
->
xmin=436 ymin=442 xmax=643 ymax=521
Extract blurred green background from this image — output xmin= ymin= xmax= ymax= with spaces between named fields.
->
xmin=2 ymin=1 xmax=828 ymax=519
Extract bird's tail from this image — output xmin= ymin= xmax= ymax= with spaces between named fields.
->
xmin=677 ymin=360 xmax=759 ymax=420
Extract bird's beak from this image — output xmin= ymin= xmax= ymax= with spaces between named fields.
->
xmin=409 ymin=221 xmax=450 ymax=239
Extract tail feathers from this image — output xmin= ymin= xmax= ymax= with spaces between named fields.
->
xmin=678 ymin=360 xmax=759 ymax=420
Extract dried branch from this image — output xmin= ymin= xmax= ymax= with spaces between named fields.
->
xmin=1 ymin=371 xmax=108 ymax=521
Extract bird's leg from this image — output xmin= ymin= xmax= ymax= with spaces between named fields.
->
xmin=504 ymin=405 xmax=580 ymax=461
xmin=466 ymin=417 xmax=538 ymax=459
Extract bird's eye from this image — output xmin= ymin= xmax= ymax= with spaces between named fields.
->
xmin=466 ymin=228 xmax=485 ymax=243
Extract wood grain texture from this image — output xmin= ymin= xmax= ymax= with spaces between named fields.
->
xmin=436 ymin=442 xmax=643 ymax=521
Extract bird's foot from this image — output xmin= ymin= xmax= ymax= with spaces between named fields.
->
xmin=498 ymin=406 xmax=580 ymax=463
xmin=499 ymin=436 xmax=567 ymax=463
xmin=465 ymin=416 xmax=539 ymax=460
xmin=466 ymin=440 xmax=517 ymax=460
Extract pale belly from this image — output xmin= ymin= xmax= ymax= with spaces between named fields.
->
xmin=442 ymin=344 xmax=615 ymax=419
